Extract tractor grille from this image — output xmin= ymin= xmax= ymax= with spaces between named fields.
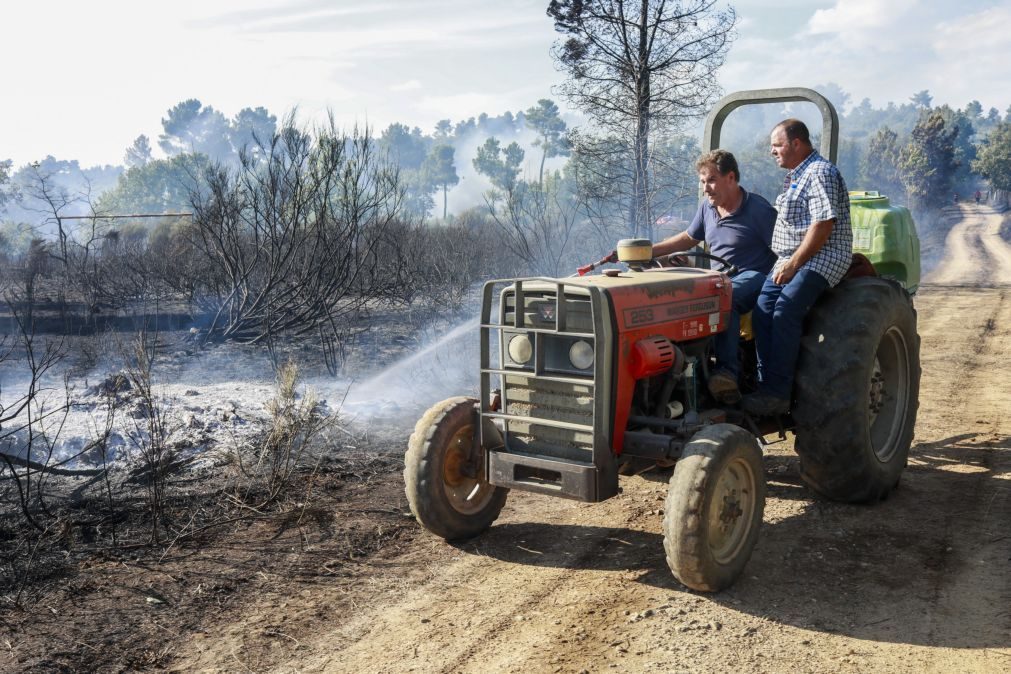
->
xmin=481 ymin=279 xmax=600 ymax=465
xmin=503 ymin=375 xmax=594 ymax=462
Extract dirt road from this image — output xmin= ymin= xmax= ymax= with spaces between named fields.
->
xmin=179 ymin=206 xmax=1011 ymax=673
xmin=930 ymin=204 xmax=1011 ymax=285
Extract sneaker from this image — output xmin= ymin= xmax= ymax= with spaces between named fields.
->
xmin=742 ymin=391 xmax=790 ymax=416
xmin=707 ymin=370 xmax=742 ymax=404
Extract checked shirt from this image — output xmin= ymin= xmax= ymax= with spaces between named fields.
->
xmin=771 ymin=151 xmax=853 ymax=287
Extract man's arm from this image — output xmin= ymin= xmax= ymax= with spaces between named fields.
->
xmin=772 ymin=218 xmax=835 ymax=284
xmin=652 ymin=231 xmax=701 ymax=258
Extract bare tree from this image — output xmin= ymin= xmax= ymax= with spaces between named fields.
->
xmin=548 ymin=0 xmax=736 ymax=238
xmin=21 ymin=162 xmax=81 ymax=268
xmin=20 ymin=166 xmax=128 ymax=318
xmin=373 ymin=218 xmax=495 ymax=319
xmin=473 ymin=138 xmax=583 ymax=276
xmin=123 ymin=331 xmax=174 ymax=543
xmin=483 ymin=178 xmax=582 ymax=277
xmin=189 ymin=115 xmax=404 ymax=345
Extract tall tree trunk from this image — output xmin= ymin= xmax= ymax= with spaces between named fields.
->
xmin=443 ymin=183 xmax=448 ymax=220
xmin=631 ymin=1 xmax=652 ymax=240
xmin=633 ymin=118 xmax=650 ymax=239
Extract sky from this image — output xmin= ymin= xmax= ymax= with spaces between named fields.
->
xmin=2 ymin=0 xmax=1010 ymax=168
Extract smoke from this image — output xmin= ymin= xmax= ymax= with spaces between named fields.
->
xmin=912 ymin=206 xmax=955 ymax=276
xmin=0 ymin=298 xmax=494 ymax=468
xmin=443 ymin=117 xmax=570 ymax=217
xmin=2 ymin=158 xmax=123 ymax=236
xmin=444 ymin=131 xmax=499 ymax=215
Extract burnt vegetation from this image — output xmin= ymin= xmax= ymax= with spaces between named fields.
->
xmin=0 ymin=14 xmax=1010 ymax=665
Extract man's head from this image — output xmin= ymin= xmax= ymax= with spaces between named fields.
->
xmin=770 ymin=119 xmax=813 ymax=170
xmin=696 ymin=150 xmax=740 ymax=209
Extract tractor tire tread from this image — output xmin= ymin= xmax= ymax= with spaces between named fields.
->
xmin=663 ymin=424 xmax=765 ymax=592
xmin=793 ymin=278 xmax=920 ymax=503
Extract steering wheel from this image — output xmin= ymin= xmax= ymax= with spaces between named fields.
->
xmin=663 ymin=250 xmax=739 ymax=275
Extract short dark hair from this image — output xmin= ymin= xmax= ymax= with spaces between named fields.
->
xmin=775 ymin=119 xmax=812 ymax=146
xmin=696 ymin=149 xmax=739 ymax=182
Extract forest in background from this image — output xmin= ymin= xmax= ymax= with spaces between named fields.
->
xmin=2 ymin=83 xmax=1009 ymax=262
xmin=0 ymin=80 xmax=1007 ymax=365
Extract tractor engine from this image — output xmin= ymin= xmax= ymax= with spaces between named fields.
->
xmin=479 ymin=266 xmax=732 ymax=503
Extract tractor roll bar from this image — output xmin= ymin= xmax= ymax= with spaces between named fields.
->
xmin=702 ymin=87 xmax=840 ymax=165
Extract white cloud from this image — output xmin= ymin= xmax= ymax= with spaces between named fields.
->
xmin=931 ymin=5 xmax=1011 ymax=110
xmin=390 ymin=79 xmax=423 ymax=92
xmin=722 ymin=0 xmax=1011 ymax=113
xmin=3 ymin=0 xmax=1009 ymax=168
xmin=933 ymin=4 xmax=1011 ymax=52
xmin=416 ymin=93 xmax=510 ymax=117
xmin=806 ymin=0 xmax=917 ymax=35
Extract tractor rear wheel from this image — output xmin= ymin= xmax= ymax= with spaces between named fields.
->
xmin=404 ymin=397 xmax=508 ymax=540
xmin=663 ymin=424 xmax=766 ymax=592
xmin=793 ymin=277 xmax=920 ymax=502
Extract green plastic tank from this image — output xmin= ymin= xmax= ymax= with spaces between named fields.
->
xmin=848 ymin=191 xmax=920 ymax=294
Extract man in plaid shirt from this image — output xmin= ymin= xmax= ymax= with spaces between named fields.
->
xmin=743 ymin=119 xmax=853 ymax=416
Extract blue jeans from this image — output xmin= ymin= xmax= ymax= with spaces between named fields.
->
xmin=716 ymin=270 xmax=767 ymax=378
xmin=752 ymin=269 xmax=830 ymax=399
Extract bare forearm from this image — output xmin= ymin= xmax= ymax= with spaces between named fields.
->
xmin=652 ymin=232 xmax=699 ymax=258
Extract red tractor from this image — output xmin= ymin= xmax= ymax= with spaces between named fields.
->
xmin=404 ymin=89 xmax=921 ymax=591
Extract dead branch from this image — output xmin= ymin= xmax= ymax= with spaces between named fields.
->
xmin=0 ymin=452 xmax=104 ymax=477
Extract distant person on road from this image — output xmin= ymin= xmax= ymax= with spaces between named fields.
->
xmin=954 ymin=193 xmax=959 ymax=204
xmin=743 ymin=119 xmax=853 ymax=417
xmin=651 ymin=149 xmax=777 ymax=404
xmin=975 ymin=190 xmax=982 ymax=205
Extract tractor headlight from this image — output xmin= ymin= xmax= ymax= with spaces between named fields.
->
xmin=508 ymin=334 xmax=533 ymax=365
xmin=568 ymin=340 xmax=594 ymax=370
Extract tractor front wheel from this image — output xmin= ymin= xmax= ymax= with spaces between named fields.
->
xmin=404 ymin=397 xmax=508 ymax=540
xmin=663 ymin=424 xmax=766 ymax=592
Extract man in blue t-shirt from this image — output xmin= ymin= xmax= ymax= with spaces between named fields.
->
xmin=651 ymin=150 xmax=777 ymax=404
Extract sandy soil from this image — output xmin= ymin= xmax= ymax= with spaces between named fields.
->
xmin=164 ymin=205 xmax=1011 ymax=673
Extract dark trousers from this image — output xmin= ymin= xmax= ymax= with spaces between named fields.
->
xmin=752 ymin=269 xmax=830 ymax=399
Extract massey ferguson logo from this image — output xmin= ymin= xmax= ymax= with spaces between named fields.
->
xmin=623 ymin=297 xmax=720 ymax=328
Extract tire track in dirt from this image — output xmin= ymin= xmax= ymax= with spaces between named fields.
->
xmin=912 ymin=206 xmax=1011 ymax=663
xmin=298 ymin=494 xmax=665 ymax=673
xmin=910 ymin=287 xmax=1011 ymax=661
xmin=435 ymin=532 xmax=630 ymax=673
xmin=927 ymin=205 xmax=1011 ymax=286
